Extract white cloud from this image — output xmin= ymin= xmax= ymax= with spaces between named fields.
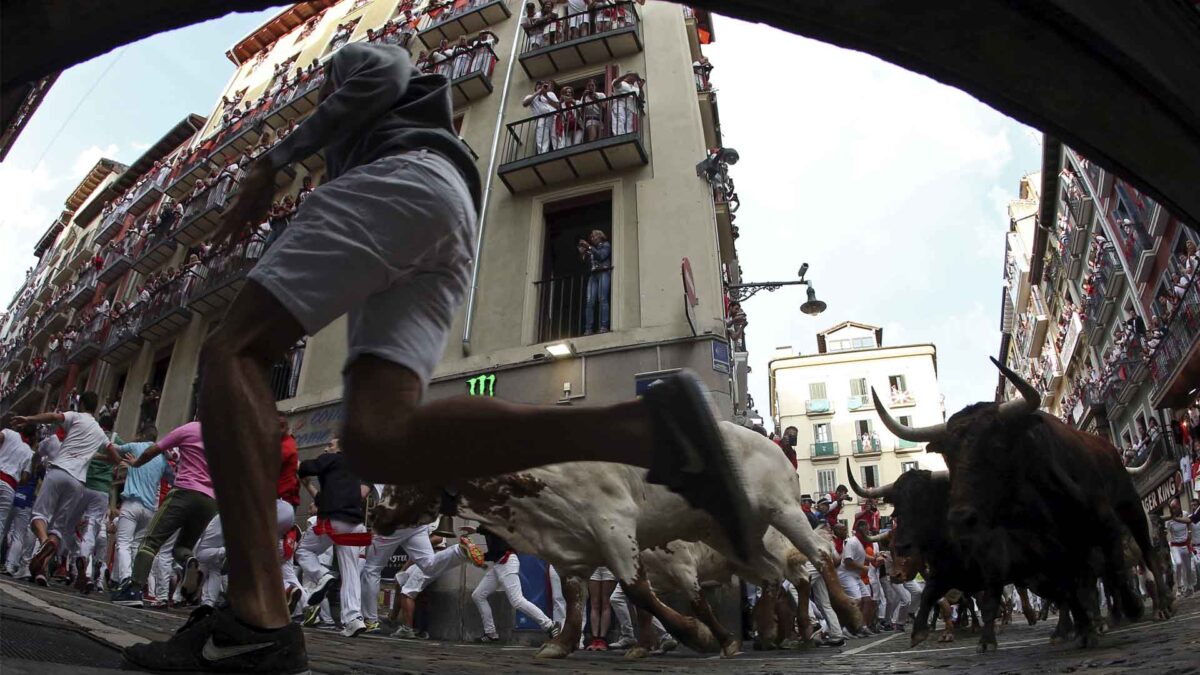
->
xmin=70 ymin=143 xmax=120 ymax=178
xmin=0 ymin=161 xmax=58 ymax=306
xmin=131 ymin=140 xmax=152 ymax=152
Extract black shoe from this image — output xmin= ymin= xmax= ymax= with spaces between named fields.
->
xmin=112 ymin=580 xmax=145 ymax=608
xmin=819 ymin=637 xmax=846 ymax=647
xmin=179 ymin=557 xmax=202 ymax=604
xmin=123 ymin=604 xmax=310 ymax=674
xmin=641 ymin=370 xmax=755 ymax=562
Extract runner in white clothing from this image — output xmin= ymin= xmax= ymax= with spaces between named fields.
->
xmin=1165 ymin=498 xmax=1194 ymax=597
xmin=0 ymin=419 xmax=34 ymax=542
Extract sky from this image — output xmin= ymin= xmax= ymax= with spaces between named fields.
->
xmin=0 ymin=4 xmax=1040 ymax=418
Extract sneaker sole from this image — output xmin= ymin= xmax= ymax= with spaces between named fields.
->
xmin=645 ymin=372 xmax=756 ymax=562
xmin=113 ymin=599 xmax=145 ymax=608
xmin=287 ymin=587 xmax=303 ymax=615
xmin=307 ymin=577 xmax=339 ymax=607
xmin=29 ymin=541 xmax=57 ymax=579
xmin=179 ymin=558 xmax=201 ymax=601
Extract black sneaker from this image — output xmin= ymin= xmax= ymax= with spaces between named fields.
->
xmin=123 ymin=605 xmax=309 ymax=674
xmin=112 ymin=580 xmax=145 ymax=608
xmin=179 ymin=557 xmax=202 ymax=604
xmin=641 ymin=370 xmax=755 ymax=561
xmin=29 ymin=537 xmax=57 ymax=581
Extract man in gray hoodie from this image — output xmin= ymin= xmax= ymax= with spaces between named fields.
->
xmin=126 ymin=42 xmax=752 ymax=674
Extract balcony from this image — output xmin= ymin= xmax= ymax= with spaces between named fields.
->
xmin=2 ymin=371 xmax=44 ymax=413
xmin=846 ymin=394 xmax=870 ymax=412
xmin=532 ymin=270 xmax=613 ymax=343
xmin=261 ymin=70 xmax=326 ymax=137
xmin=68 ymin=315 xmax=108 ymax=366
xmin=174 ymin=182 xmax=233 ymax=247
xmin=1026 ymin=289 xmax=1050 ymax=359
xmin=129 ymin=229 xmax=179 ymax=276
xmin=1149 ymin=275 xmax=1200 ymax=408
xmin=889 ymin=390 xmax=916 ymax=408
xmin=804 ymin=398 xmax=833 ymax=416
xmin=270 ymin=340 xmax=306 ymax=402
xmin=498 ymin=91 xmax=647 ymax=192
xmin=138 ymin=279 xmax=194 ymax=342
xmin=810 ymin=441 xmax=839 ymax=461
xmin=66 ymin=269 xmax=98 ymax=311
xmin=165 ymin=151 xmax=214 ymax=201
xmin=852 ymin=437 xmax=882 ymax=456
xmin=187 ymin=238 xmax=264 ymax=316
xmin=98 ymin=243 xmax=135 ymax=286
xmin=895 ymin=439 xmax=922 ymax=453
xmin=682 ymin=6 xmax=715 ymax=61
xmin=51 ymin=261 xmax=75 ymax=287
xmin=1060 ymin=311 xmax=1082 ymax=368
xmin=417 ymin=0 xmax=511 ymax=50
xmin=100 ymin=310 xmax=144 ymax=365
xmin=207 ymin=113 xmax=268 ymax=169
xmin=41 ymin=350 xmax=70 ymax=386
xmin=94 ymin=210 xmax=130 ymax=248
xmin=126 ymin=174 xmax=169 ymax=218
xmin=698 ymin=87 xmax=720 ymax=149
xmin=714 ymin=186 xmax=737 ymax=265
xmin=517 ymin=2 xmax=642 ymax=79
xmin=428 ymin=44 xmax=498 ymax=108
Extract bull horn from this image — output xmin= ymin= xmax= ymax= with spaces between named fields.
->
xmin=991 ymin=356 xmax=1041 ymax=419
xmin=1126 ymin=460 xmax=1149 ymax=475
xmin=846 ymin=459 xmax=893 ymax=500
xmin=866 ymin=531 xmax=890 ymax=543
xmin=871 ymin=387 xmax=948 ymax=443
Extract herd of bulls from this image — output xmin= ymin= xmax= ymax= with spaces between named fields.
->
xmin=372 ymin=357 xmax=1174 ymax=658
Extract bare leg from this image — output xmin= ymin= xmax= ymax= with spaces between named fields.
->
xmin=341 ymin=357 xmax=656 ymax=482
xmin=598 ymin=579 xmax=615 ymax=640
xmin=199 ymin=281 xmax=305 ymax=630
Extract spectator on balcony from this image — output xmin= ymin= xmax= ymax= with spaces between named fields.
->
xmin=431 ymin=39 xmax=453 ymax=77
xmin=448 ymin=36 xmax=472 ymax=79
xmin=610 ymin=72 xmax=643 ymax=136
xmin=296 ymin=176 xmax=315 ymax=206
xmin=520 ymin=2 xmax=546 ymax=49
xmin=1173 ymin=270 xmax=1191 ymax=300
xmin=539 ymin=1 xmax=562 ymax=45
xmin=579 ymin=229 xmax=611 ymax=334
xmin=414 ymin=50 xmax=431 ymax=73
xmin=522 ymin=80 xmax=560 ymax=154
xmin=471 ymin=31 xmax=498 ymax=75
xmin=567 ymin=0 xmax=591 ymax=40
xmin=47 ymin=333 xmax=60 ymax=354
xmin=693 ymin=55 xmax=713 ymax=91
xmin=579 ymin=79 xmax=606 ymax=143
xmin=96 ymin=297 xmax=110 ymax=318
xmin=278 ymin=118 xmax=298 ymax=142
xmin=556 ymin=85 xmax=583 ymax=148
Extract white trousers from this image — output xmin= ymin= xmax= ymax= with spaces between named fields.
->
xmin=295 ymin=518 xmax=366 ymax=625
xmin=114 ymin=500 xmax=154 ymax=582
xmin=1170 ymin=545 xmax=1195 ymax=594
xmin=76 ymin=488 xmax=109 ymax=560
xmin=196 ymin=500 xmax=296 ymax=607
xmin=360 ymin=525 xmax=465 ymax=621
xmin=472 ymin=554 xmax=552 ymax=635
xmin=806 ymin=562 xmax=844 ymax=640
xmin=4 ymin=506 xmax=32 ymax=572
xmin=0 ymin=483 xmax=15 ymax=547
xmin=31 ymin=467 xmax=84 ymax=541
xmin=149 ymin=532 xmax=177 ymax=601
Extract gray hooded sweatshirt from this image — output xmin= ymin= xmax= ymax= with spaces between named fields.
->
xmin=260 ymin=42 xmax=481 ymax=213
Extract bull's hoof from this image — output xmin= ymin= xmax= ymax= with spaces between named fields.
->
xmin=753 ymin=638 xmax=776 ymax=651
xmin=1154 ymin=608 xmax=1170 ymax=621
xmin=778 ymin=638 xmax=802 ymax=651
xmin=1024 ymin=611 xmax=1038 ymax=626
xmin=1078 ymin=631 xmax=1100 ymax=649
xmin=1049 ymin=630 xmax=1074 ymax=645
xmin=910 ymin=630 xmax=930 ymax=648
xmin=623 ymin=646 xmax=650 ymax=660
xmin=938 ymin=631 xmax=956 ymax=643
xmin=534 ymin=642 xmax=572 ymax=659
xmin=1096 ymin=620 xmax=1109 ymax=634
xmin=720 ymin=640 xmax=742 ymax=658
xmin=977 ymin=639 xmax=997 ymax=654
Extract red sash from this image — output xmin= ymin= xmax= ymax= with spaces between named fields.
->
xmin=313 ymin=517 xmax=372 ymax=547
xmin=0 ymin=472 xmax=16 ymax=489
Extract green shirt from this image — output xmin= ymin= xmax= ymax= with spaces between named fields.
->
xmin=83 ymin=432 xmax=123 ymax=493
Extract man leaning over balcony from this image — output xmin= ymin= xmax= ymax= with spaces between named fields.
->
xmin=123 ymin=40 xmax=756 ymax=674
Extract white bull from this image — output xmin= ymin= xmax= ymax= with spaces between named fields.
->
xmin=374 ymin=422 xmax=861 ymax=658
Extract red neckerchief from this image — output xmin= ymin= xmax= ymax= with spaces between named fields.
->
xmin=834 ymin=537 xmax=844 ymax=555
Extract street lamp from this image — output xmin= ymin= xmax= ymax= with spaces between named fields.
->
xmin=725 ymin=264 xmax=827 ymax=316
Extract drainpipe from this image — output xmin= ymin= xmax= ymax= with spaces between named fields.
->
xmin=461 ymin=20 xmax=525 ymax=357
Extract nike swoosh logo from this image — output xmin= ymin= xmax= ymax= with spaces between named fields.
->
xmin=201 ymin=636 xmax=276 ymax=662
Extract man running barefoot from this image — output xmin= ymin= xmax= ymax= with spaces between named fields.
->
xmin=125 ymin=42 xmax=752 ymax=674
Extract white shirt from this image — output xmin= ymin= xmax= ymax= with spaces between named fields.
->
xmin=38 ymin=435 xmax=61 ymax=462
xmin=528 ymin=91 xmax=559 ymax=116
xmin=1166 ymin=519 xmax=1190 ymax=545
xmin=0 ymin=429 xmax=33 ymax=481
xmin=49 ymin=411 xmax=109 ymax=483
xmin=838 ymin=537 xmax=866 ymax=584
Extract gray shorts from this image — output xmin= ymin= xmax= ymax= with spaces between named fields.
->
xmin=249 ymin=150 xmax=477 ymax=385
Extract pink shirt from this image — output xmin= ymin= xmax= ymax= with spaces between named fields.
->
xmin=157 ymin=421 xmax=212 ymax=499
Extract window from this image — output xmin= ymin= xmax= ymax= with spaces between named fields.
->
xmin=888 ymin=374 xmax=906 ymax=391
xmin=854 ymin=419 xmax=873 ymax=437
xmin=817 ymin=469 xmax=836 ymax=496
xmin=898 ymin=415 xmax=912 ymax=427
xmin=849 ymin=378 xmax=867 ymax=397
xmin=901 ymin=461 xmax=918 ymax=473
xmin=536 ymin=192 xmax=613 ymax=342
xmin=808 ymin=382 xmax=827 ymax=399
xmin=861 ymin=465 xmax=880 ymax=489
xmin=1120 ymin=429 xmax=1133 ymax=449
xmin=813 ymin=423 xmax=831 ymax=443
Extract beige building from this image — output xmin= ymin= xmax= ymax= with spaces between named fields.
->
xmin=769 ymin=321 xmax=946 ymax=513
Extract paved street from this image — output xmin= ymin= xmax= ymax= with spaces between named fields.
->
xmin=2 ymin=578 xmax=1198 ymax=674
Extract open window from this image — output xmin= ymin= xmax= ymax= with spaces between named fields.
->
xmin=535 ymin=191 xmax=612 ymax=342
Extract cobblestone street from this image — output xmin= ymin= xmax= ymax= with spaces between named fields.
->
xmin=3 ymin=578 xmax=1198 ymax=674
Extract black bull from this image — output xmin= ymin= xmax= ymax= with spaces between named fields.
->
xmin=862 ymin=358 xmax=1173 ymax=650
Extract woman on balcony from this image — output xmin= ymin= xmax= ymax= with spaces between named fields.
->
xmin=450 ymin=36 xmax=472 ymax=79
xmin=540 ymin=0 xmax=561 ymax=45
xmin=469 ymin=31 xmax=498 ymax=76
xmin=579 ymin=229 xmax=611 ymax=334
xmin=579 ymin=79 xmax=606 ymax=143
xmin=555 ymin=85 xmax=583 ymax=148
xmin=567 ymin=0 xmax=591 ymax=40
xmin=522 ymin=80 xmax=560 ymax=155
xmin=610 ymin=72 xmax=643 ymax=136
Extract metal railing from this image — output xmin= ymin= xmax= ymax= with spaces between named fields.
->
xmin=502 ymin=90 xmax=643 ymax=165
xmin=103 ymin=309 xmax=144 ymax=352
xmin=138 ymin=278 xmax=192 ymax=332
xmin=188 ymin=234 xmax=267 ymax=301
xmin=805 ymin=398 xmax=833 ymax=415
xmin=270 ymin=340 xmax=306 ymax=401
xmin=41 ymin=349 xmax=67 ymax=383
xmin=419 ymin=0 xmax=498 ymax=32
xmin=896 ymin=439 xmax=921 ymax=451
xmin=852 ymin=438 xmax=881 ymax=454
xmin=518 ymin=1 xmax=639 ymax=54
xmin=427 ymin=43 xmax=497 ymax=82
xmin=533 ymin=272 xmax=610 ymax=343
xmin=178 ymin=181 xmax=233 ymax=234
xmin=70 ymin=315 xmax=110 ymax=361
xmin=810 ymin=441 xmax=838 ymax=458
xmin=1149 ymin=274 xmax=1200 ymax=393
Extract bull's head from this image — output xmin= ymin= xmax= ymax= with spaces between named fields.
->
xmin=874 ymin=357 xmax=1041 ymax=575
xmin=846 ymin=460 xmax=949 ymax=584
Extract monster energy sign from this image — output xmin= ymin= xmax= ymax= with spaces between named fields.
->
xmin=467 ymin=373 xmax=496 ymax=397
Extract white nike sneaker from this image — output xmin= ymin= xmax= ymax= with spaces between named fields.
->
xmin=340 ymin=617 xmax=367 ymax=638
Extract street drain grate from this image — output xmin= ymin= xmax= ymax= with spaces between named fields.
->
xmin=0 ymin=618 xmax=127 ymax=668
